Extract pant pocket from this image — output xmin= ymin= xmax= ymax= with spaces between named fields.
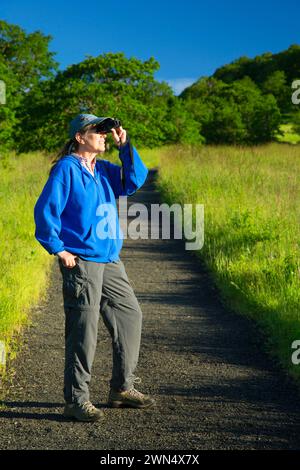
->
xmin=62 ymin=267 xmax=88 ymax=308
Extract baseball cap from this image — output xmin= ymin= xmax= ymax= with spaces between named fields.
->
xmin=69 ymin=114 xmax=110 ymax=139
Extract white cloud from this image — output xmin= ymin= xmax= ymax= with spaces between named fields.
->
xmin=164 ymin=78 xmax=197 ymax=95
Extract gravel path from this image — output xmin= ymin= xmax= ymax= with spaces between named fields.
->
xmin=1 ymin=169 xmax=300 ymax=450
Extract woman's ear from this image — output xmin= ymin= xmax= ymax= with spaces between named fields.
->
xmin=75 ymin=132 xmax=85 ymax=145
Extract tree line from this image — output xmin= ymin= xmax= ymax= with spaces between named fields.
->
xmin=0 ymin=19 xmax=299 ymax=153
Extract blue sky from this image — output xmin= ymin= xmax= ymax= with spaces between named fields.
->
xmin=1 ymin=0 xmax=299 ymax=94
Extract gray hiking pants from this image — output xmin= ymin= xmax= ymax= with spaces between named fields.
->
xmin=58 ymin=257 xmax=142 ymax=405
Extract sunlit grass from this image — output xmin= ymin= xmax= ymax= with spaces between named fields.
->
xmin=0 ymin=151 xmax=53 ymax=377
xmin=276 ymin=124 xmax=300 ymax=144
xmin=108 ymin=145 xmax=161 ymax=169
xmin=155 ymin=143 xmax=300 ymax=383
xmin=1 ymin=142 xmax=299 ymax=389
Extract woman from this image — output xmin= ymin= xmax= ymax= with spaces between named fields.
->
xmin=34 ymin=113 xmax=154 ymax=422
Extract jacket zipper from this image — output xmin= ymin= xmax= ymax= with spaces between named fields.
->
xmin=95 ymin=166 xmax=114 ymax=260
xmin=81 ymin=162 xmax=116 ymax=261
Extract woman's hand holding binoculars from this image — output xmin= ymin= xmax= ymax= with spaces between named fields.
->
xmin=111 ymin=126 xmax=127 ymax=147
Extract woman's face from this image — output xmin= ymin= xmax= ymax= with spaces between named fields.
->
xmin=76 ymin=128 xmax=107 ymax=153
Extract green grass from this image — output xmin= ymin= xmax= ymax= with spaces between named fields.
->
xmin=155 ymin=143 xmax=300 ymax=384
xmin=0 ymin=151 xmax=53 ymax=378
xmin=137 ymin=147 xmax=161 ymax=169
xmin=275 ymin=124 xmax=300 ymax=144
xmin=109 ymin=146 xmax=161 ymax=168
xmin=1 ymin=142 xmax=298 ymax=391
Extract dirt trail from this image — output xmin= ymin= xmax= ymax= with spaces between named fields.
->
xmin=1 ymin=169 xmax=300 ymax=450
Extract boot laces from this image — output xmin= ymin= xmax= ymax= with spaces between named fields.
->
xmin=81 ymin=401 xmax=97 ymax=415
xmin=129 ymin=388 xmax=145 ymax=399
xmin=130 ymin=377 xmax=144 ymax=398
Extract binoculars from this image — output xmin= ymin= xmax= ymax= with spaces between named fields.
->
xmin=95 ymin=118 xmax=121 ymax=133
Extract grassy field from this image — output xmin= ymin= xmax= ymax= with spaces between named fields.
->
xmin=155 ymin=143 xmax=300 ymax=383
xmin=275 ymin=124 xmax=300 ymax=144
xmin=0 ymin=151 xmax=53 ymax=379
xmin=0 ymin=143 xmax=299 ymax=388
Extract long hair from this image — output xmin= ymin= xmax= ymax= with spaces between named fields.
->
xmin=49 ymin=139 xmax=78 ymax=175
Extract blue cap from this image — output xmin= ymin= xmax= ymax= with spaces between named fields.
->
xmin=69 ymin=114 xmax=109 ymax=139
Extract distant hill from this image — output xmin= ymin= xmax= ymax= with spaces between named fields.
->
xmin=213 ymin=45 xmax=300 ymax=87
xmin=180 ymin=45 xmax=300 ymax=115
xmin=177 ymin=45 xmax=300 ymax=144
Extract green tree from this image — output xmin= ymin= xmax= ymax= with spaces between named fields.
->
xmin=0 ymin=20 xmax=58 ymax=90
xmin=180 ymin=76 xmax=281 ymax=144
xmin=230 ymin=77 xmax=281 ymax=143
xmin=261 ymin=70 xmax=291 ymax=113
xmin=211 ymin=44 xmax=300 ymax=116
xmin=18 ymin=52 xmax=203 ymax=152
xmin=0 ymin=20 xmax=58 ymax=152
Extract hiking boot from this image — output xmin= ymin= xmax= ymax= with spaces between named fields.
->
xmin=108 ymin=381 xmax=156 ymax=409
xmin=63 ymin=401 xmax=104 ymax=422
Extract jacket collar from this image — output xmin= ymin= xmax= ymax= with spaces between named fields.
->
xmin=61 ymin=154 xmax=99 ymax=185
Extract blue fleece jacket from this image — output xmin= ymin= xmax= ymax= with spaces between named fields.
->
xmin=34 ymin=140 xmax=148 ymax=262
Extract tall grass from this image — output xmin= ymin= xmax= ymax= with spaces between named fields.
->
xmin=2 ymin=143 xmax=298 ymax=387
xmin=0 ymin=151 xmax=53 ymax=378
xmin=156 ymin=143 xmax=300 ymax=382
